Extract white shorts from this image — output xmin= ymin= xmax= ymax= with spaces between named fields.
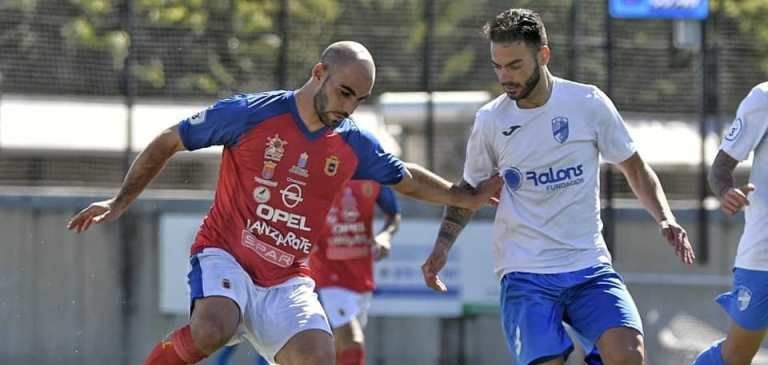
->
xmin=188 ymin=248 xmax=331 ymax=363
xmin=317 ymin=287 xmax=372 ymax=329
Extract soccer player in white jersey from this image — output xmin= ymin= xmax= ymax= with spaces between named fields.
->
xmin=693 ymin=82 xmax=768 ymax=365
xmin=421 ymin=8 xmax=695 ymax=365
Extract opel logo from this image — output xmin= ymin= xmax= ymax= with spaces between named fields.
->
xmin=280 ymin=184 xmax=304 ymax=208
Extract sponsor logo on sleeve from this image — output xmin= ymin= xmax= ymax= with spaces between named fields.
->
xmin=188 ymin=110 xmax=207 ymax=125
xmin=725 ymin=118 xmax=743 ymax=142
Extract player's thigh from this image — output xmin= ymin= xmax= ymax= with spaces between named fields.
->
xmin=190 ymin=296 xmax=241 ymax=340
xmin=500 ymin=272 xmax=572 ymax=365
xmin=188 ymin=248 xmax=252 ymax=347
xmin=274 ymin=329 xmax=334 ymax=365
xmin=565 ymin=265 xmax=643 ymax=345
xmin=244 ymin=280 xmax=332 ymax=363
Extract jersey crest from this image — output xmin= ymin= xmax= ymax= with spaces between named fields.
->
xmin=552 ymin=116 xmax=569 ymax=144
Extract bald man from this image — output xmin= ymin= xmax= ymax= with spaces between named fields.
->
xmin=67 ymin=41 xmax=502 ymax=365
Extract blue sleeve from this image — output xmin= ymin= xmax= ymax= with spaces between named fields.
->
xmin=376 ymin=186 xmax=400 ymax=215
xmin=178 ymin=95 xmax=251 ymax=150
xmin=343 ymin=124 xmax=406 ymax=185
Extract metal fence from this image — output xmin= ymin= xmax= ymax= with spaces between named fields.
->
xmin=1 ymin=0 xmax=763 ymax=111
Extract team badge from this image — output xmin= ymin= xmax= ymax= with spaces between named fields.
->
xmin=737 ymin=286 xmax=752 ymax=311
xmin=264 ymin=134 xmax=286 ymax=162
xmin=324 ymin=155 xmax=340 ymax=176
xmin=551 ymin=116 xmax=569 ymax=144
xmin=289 ymin=152 xmax=310 ymax=177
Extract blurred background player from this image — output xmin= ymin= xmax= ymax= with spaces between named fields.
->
xmin=421 ymin=8 xmax=695 ymax=365
xmin=311 ymin=180 xmax=401 ymax=365
xmin=694 ymin=82 xmax=768 ymax=365
xmin=67 ymin=40 xmax=501 ymax=365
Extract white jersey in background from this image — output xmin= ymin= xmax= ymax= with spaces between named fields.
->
xmin=464 ymin=77 xmax=636 ymax=276
xmin=720 ymin=82 xmax=768 ymax=271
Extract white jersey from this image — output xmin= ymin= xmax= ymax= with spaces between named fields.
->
xmin=464 ymin=77 xmax=636 ymax=276
xmin=720 ymin=82 xmax=768 ymax=271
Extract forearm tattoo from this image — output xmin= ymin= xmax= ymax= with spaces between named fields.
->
xmin=436 ymin=181 xmax=477 ymax=249
xmin=709 ymin=151 xmax=739 ymax=197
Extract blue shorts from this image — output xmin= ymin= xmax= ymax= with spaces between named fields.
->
xmin=500 ymin=263 xmax=643 ymax=365
xmin=716 ymin=268 xmax=768 ymax=331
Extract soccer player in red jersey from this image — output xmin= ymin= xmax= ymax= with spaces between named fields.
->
xmin=67 ymin=41 xmax=501 ymax=365
xmin=310 ymin=180 xmax=400 ymax=365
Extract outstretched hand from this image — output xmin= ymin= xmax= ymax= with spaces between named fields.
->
xmin=659 ymin=220 xmax=695 ymax=265
xmin=67 ymin=198 xmax=123 ymax=233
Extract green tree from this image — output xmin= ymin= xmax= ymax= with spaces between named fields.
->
xmin=65 ymin=0 xmax=339 ymax=96
xmin=713 ymin=0 xmax=768 ymax=73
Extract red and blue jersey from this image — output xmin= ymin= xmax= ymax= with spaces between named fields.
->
xmin=178 ymin=90 xmax=405 ymax=287
xmin=310 ymin=181 xmax=399 ymax=293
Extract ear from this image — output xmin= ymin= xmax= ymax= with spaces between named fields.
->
xmin=538 ymin=45 xmax=551 ymax=66
xmin=312 ymin=63 xmax=327 ymax=81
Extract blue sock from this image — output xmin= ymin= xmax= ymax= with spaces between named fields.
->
xmin=692 ymin=340 xmax=725 ymax=365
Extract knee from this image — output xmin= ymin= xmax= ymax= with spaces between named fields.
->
xmin=605 ymin=347 xmax=644 ymax=365
xmin=190 ymin=317 xmax=237 ymax=353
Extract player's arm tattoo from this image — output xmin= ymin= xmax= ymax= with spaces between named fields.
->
xmin=708 ymin=150 xmax=739 ymax=197
xmin=114 ymin=127 xmax=184 ymax=208
xmin=436 ymin=180 xmax=477 ymax=251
